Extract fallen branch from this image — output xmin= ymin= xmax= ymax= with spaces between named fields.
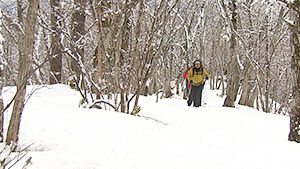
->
xmin=89 ymin=100 xmax=116 ymax=110
xmin=138 ymin=115 xmax=168 ymax=125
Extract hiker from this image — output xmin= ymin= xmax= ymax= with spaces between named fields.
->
xmin=187 ymin=60 xmax=209 ymax=107
xmin=183 ymin=65 xmax=191 ymax=94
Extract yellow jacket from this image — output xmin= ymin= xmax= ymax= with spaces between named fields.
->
xmin=187 ymin=67 xmax=209 ymax=86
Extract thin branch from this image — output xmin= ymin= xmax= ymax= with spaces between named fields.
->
xmin=89 ymin=100 xmax=116 ymax=110
xmin=0 ymin=57 xmax=52 ymax=116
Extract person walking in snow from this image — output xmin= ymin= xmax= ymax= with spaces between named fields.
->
xmin=187 ymin=60 xmax=209 ymax=107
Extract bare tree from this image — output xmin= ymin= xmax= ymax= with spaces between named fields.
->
xmin=236 ymin=1 xmax=290 ymax=113
xmin=279 ymin=0 xmax=300 ymax=142
xmin=0 ymin=9 xmax=4 ymax=142
xmin=112 ymin=0 xmax=127 ymax=112
xmin=133 ymin=0 xmax=167 ymax=110
xmin=92 ymin=0 xmax=104 ymax=89
xmin=0 ymin=63 xmax=3 ymax=143
xmin=49 ymin=0 xmax=63 ymax=84
xmin=70 ymin=0 xmax=86 ymax=82
xmin=237 ymin=0 xmax=259 ymax=108
xmin=6 ymin=0 xmax=39 ymax=146
xmin=221 ymin=0 xmax=240 ymax=107
xmin=0 ymin=74 xmax=3 ymax=143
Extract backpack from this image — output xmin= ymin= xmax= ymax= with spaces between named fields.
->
xmin=183 ymin=67 xmax=190 ymax=79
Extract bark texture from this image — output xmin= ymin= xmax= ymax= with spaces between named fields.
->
xmin=6 ymin=0 xmax=39 ymax=145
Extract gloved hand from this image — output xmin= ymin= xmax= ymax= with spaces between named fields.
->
xmin=190 ymin=80 xmax=193 ymax=84
xmin=205 ymin=76 xmax=209 ymax=80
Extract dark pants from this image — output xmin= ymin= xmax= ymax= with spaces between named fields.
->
xmin=187 ymin=84 xmax=204 ymax=107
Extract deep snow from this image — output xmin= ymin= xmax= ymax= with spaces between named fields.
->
xmin=1 ymin=84 xmax=300 ymax=169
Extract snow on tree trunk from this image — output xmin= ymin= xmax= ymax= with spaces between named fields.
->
xmin=0 ymin=73 xmax=3 ymax=142
xmin=238 ymin=61 xmax=251 ymax=106
xmin=223 ymin=0 xmax=240 ymax=108
xmin=0 ymin=9 xmax=4 ymax=142
xmin=164 ymin=68 xmax=173 ymax=98
xmin=163 ymin=49 xmax=173 ymax=98
xmin=71 ymin=0 xmax=86 ymax=81
xmin=6 ymin=0 xmax=39 ymax=146
xmin=49 ymin=0 xmax=62 ymax=84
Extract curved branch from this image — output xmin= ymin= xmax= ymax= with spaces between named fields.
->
xmin=89 ymin=100 xmax=116 ymax=110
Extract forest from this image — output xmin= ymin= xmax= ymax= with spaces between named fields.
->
xmin=0 ymin=0 xmax=299 ymax=148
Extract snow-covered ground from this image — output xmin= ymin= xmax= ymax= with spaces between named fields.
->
xmin=2 ymin=84 xmax=300 ymax=169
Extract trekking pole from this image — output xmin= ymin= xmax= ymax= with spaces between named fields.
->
xmin=203 ymin=80 xmax=207 ymax=106
xmin=204 ymin=80 xmax=208 ymax=105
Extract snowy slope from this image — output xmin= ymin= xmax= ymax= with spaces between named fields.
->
xmin=2 ymin=84 xmax=300 ymax=169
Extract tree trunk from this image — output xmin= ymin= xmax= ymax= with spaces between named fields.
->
xmin=0 ymin=73 xmax=3 ymax=142
xmin=223 ymin=0 xmax=240 ymax=107
xmin=164 ymin=67 xmax=173 ymax=98
xmin=238 ymin=76 xmax=249 ymax=106
xmin=288 ymin=0 xmax=300 ymax=143
xmin=6 ymin=0 xmax=39 ymax=146
xmin=0 ymin=16 xmax=4 ymax=142
xmin=149 ymin=64 xmax=158 ymax=95
xmin=92 ymin=0 xmax=105 ymax=99
xmin=71 ymin=0 xmax=86 ymax=79
xmin=246 ymin=83 xmax=258 ymax=108
xmin=163 ymin=48 xmax=173 ymax=98
xmin=49 ymin=0 xmax=62 ymax=84
xmin=113 ymin=6 xmax=126 ymax=113
xmin=263 ymin=12 xmax=272 ymax=113
xmin=238 ymin=61 xmax=251 ymax=106
xmin=133 ymin=0 xmax=165 ymax=109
